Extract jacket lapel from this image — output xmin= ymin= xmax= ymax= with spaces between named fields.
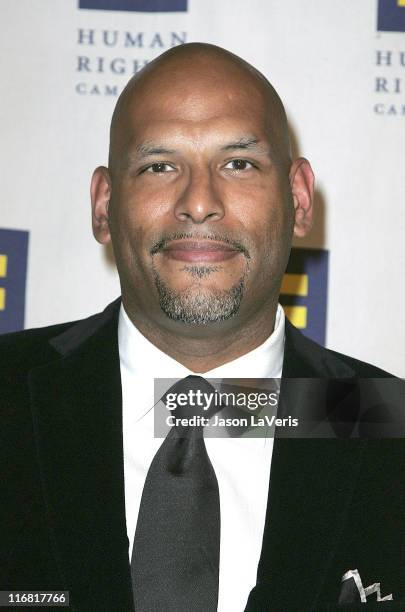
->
xmin=247 ymin=321 xmax=366 ymax=610
xmin=29 ymin=300 xmax=134 ymax=611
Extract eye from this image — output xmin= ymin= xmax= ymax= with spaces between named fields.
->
xmin=224 ymin=159 xmax=254 ymax=171
xmin=144 ymin=162 xmax=175 ymax=173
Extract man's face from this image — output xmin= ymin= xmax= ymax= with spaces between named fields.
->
xmin=96 ymin=64 xmax=299 ymax=333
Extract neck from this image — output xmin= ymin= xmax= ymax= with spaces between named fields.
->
xmin=122 ymin=298 xmax=279 ymax=373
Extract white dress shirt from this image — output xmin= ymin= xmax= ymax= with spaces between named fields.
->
xmin=119 ymin=303 xmax=285 ymax=611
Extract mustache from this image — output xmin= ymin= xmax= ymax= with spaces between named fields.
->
xmin=150 ymin=232 xmax=251 ymax=258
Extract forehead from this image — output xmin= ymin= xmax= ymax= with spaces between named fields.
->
xmin=119 ymin=70 xmax=273 ymax=149
xmin=127 ymin=118 xmax=269 ymax=156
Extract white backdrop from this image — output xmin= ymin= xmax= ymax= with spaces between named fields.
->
xmin=1 ymin=0 xmax=404 ymax=375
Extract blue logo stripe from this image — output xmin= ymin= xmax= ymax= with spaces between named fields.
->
xmin=280 ymin=248 xmax=329 ymax=346
xmin=0 ymin=228 xmax=29 ymax=334
xmin=79 ymin=0 xmax=187 ymax=12
xmin=378 ymin=0 xmax=405 ymax=32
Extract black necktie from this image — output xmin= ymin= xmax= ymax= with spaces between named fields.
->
xmin=131 ymin=375 xmax=221 ymax=612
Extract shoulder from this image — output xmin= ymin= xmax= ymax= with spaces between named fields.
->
xmin=325 ymin=346 xmax=392 ymax=378
xmin=0 ymin=298 xmax=122 ymax=373
xmin=0 ymin=320 xmax=80 ymax=381
xmin=283 ymin=318 xmax=394 ymax=378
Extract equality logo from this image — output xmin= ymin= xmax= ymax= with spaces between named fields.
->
xmin=280 ymin=247 xmax=329 ymax=346
xmin=378 ymin=0 xmax=405 ymax=32
xmin=79 ymin=0 xmax=188 ymax=11
xmin=0 ymin=229 xmax=29 ymax=334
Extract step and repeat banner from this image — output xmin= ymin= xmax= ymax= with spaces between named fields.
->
xmin=1 ymin=0 xmax=404 ymax=374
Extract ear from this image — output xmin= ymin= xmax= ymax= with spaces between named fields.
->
xmin=289 ymin=157 xmax=315 ymax=238
xmin=90 ymin=166 xmax=112 ymax=244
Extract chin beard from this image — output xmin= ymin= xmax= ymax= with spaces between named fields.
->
xmin=152 ymin=266 xmax=246 ymax=325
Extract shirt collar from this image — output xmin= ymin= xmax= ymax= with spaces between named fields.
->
xmin=118 ymin=303 xmax=285 ymax=380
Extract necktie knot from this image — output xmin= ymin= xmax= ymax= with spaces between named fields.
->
xmin=162 ymin=375 xmax=221 ymax=423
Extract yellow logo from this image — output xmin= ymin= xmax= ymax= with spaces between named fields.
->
xmin=0 ymin=254 xmax=7 ymax=311
xmin=280 ymin=273 xmax=308 ymax=329
xmin=0 ymin=228 xmax=29 ymax=333
xmin=279 ymin=248 xmax=328 ymax=345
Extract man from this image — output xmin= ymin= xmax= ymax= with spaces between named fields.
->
xmin=2 ymin=43 xmax=404 ymax=611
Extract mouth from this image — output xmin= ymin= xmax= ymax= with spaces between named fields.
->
xmin=160 ymin=240 xmax=241 ymax=263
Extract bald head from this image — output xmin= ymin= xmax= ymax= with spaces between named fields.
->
xmin=91 ymin=41 xmax=314 ymax=354
xmin=108 ymin=43 xmax=291 ymax=174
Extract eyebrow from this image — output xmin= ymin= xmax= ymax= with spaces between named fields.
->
xmin=220 ymin=137 xmax=262 ymax=151
xmin=129 ymin=136 xmax=269 ymax=164
xmin=136 ymin=142 xmax=176 ymax=159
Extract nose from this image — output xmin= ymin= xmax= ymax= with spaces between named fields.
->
xmin=174 ymin=167 xmax=225 ymax=224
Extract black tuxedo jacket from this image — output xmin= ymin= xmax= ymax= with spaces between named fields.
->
xmin=2 ymin=299 xmax=405 ymax=611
